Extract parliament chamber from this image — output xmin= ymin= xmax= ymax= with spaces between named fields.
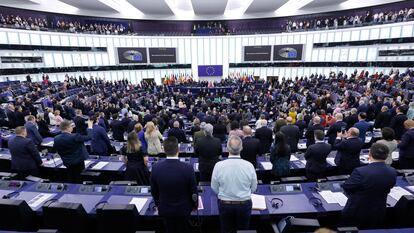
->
xmin=0 ymin=0 xmax=414 ymax=233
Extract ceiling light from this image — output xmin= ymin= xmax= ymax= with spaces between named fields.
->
xmin=274 ymin=0 xmax=314 ymax=15
xmin=224 ymin=0 xmax=254 ymax=18
xmin=98 ymin=0 xmax=144 ymax=16
xmin=164 ymin=0 xmax=195 ymax=18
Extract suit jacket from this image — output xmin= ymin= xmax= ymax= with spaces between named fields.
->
xmin=8 ymin=136 xmax=42 ymax=171
xmin=342 ymin=162 xmax=396 ymax=228
xmin=91 ymin=125 xmax=112 ymax=156
xmin=53 ymin=129 xmax=91 ymax=167
xmin=193 ymin=130 xmax=204 ymax=145
xmin=74 ymin=116 xmax=87 ymax=135
xmin=344 ymin=114 xmax=358 ymax=129
xmin=110 ymin=120 xmax=125 ymax=141
xmin=354 ymin=120 xmax=372 ymax=143
xmin=374 ymin=111 xmax=391 ymax=129
xmin=195 ymin=135 xmax=222 ymax=174
xmin=150 ymin=159 xmax=198 ymax=216
xmin=167 ymin=128 xmax=187 ymax=143
xmin=390 ymin=114 xmax=408 ymax=140
xmin=305 ymin=124 xmax=324 ymax=147
xmin=304 ymin=142 xmax=332 ymax=175
xmin=326 ymin=121 xmax=347 ymax=145
xmin=241 ymin=136 xmax=261 ymax=168
xmin=255 ymin=126 xmax=273 ymax=154
xmin=24 ymin=121 xmax=43 ymax=145
xmin=280 ymin=124 xmax=300 ymax=152
xmin=333 ymin=137 xmax=364 ymax=173
xmin=398 ymin=128 xmax=414 ymax=160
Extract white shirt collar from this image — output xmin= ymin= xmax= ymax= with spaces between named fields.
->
xmin=315 ymin=140 xmax=325 ymax=143
xmin=228 ymin=155 xmax=241 ymax=158
xmin=166 ymin=156 xmax=179 ymax=160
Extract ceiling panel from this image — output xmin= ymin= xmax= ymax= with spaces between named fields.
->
xmin=302 ymin=0 xmax=348 ymax=9
xmin=59 ymin=0 xmax=117 ymax=12
xmin=245 ymin=0 xmax=290 ymax=14
xmin=192 ymin=0 xmax=228 ymax=15
xmin=127 ymin=0 xmax=173 ymax=15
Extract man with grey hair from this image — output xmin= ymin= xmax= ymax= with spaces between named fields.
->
xmin=211 ymin=135 xmax=257 ymax=233
xmin=327 ymin=113 xmax=347 ymax=145
xmin=241 ymin=126 xmax=261 ymax=168
xmin=254 ymin=119 xmax=273 ymax=154
xmin=195 ymin=123 xmax=222 ymax=181
xmin=280 ymin=116 xmax=300 ymax=153
xmin=167 ymin=121 xmax=187 ymax=143
xmin=344 ymin=108 xmax=359 ymax=129
xmin=305 ymin=116 xmax=324 ymax=147
xmin=334 ymin=127 xmax=364 ymax=174
xmin=193 ymin=122 xmax=206 ymax=145
xmin=374 ymin=106 xmax=391 ymax=129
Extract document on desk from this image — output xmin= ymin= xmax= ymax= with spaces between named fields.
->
xmin=388 ymin=187 xmax=413 ymax=201
xmin=300 ymin=160 xmax=307 ymax=165
xmin=42 ymin=158 xmax=62 ymax=167
xmin=42 ymin=141 xmax=54 ymax=146
xmin=27 ymin=193 xmax=56 ymax=210
xmin=326 ymin=157 xmax=336 ymax=166
xmin=406 ymin=186 xmax=414 ymax=193
xmin=365 ymin=136 xmax=372 ymax=143
xmin=84 ymin=160 xmax=94 ymax=167
xmin=260 ymin=162 xmax=273 ymax=170
xmin=129 ymin=197 xmax=149 ymax=212
xmin=91 ymin=161 xmax=109 ymax=170
xmin=319 ymin=191 xmax=348 ymax=206
xmin=251 ymin=194 xmax=267 ymax=210
xmin=198 ymin=196 xmax=204 ymax=210
xmin=194 ymin=163 xmax=199 ymax=171
xmin=391 ymin=152 xmax=399 ymax=160
xmin=298 ymin=143 xmax=307 ymax=150
xmin=289 ymin=155 xmax=299 ymax=161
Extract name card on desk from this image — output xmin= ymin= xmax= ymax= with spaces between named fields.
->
xmin=91 ymin=161 xmax=109 ymax=170
xmin=251 ymin=194 xmax=267 ymax=210
xmin=261 ymin=162 xmax=273 ymax=170
xmin=129 ymin=197 xmax=149 ymax=212
xmin=388 ymin=187 xmax=413 ymax=201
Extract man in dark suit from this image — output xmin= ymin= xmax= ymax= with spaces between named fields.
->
xmin=398 ymin=119 xmax=414 ymax=169
xmin=24 ymin=115 xmax=43 ymax=146
xmin=342 ymin=143 xmax=396 ymax=228
xmin=167 ymin=121 xmax=187 ymax=143
xmin=151 ymin=137 xmax=198 ymax=233
xmin=326 ymin=113 xmax=347 ymax=145
xmin=6 ymin=104 xmax=16 ymax=129
xmin=241 ymin=126 xmax=261 ymax=168
xmin=390 ymin=106 xmax=408 ymax=140
xmin=374 ymin=106 xmax=391 ymax=129
xmin=305 ymin=130 xmax=332 ymax=181
xmin=195 ymin=124 xmax=222 ymax=181
xmin=110 ymin=113 xmax=125 ymax=141
xmin=54 ymin=120 xmax=93 ymax=182
xmin=254 ymin=120 xmax=273 ymax=154
xmin=280 ymin=117 xmax=300 ymax=153
xmin=354 ymin=112 xmax=372 ymax=143
xmin=344 ymin=108 xmax=358 ymax=129
xmin=305 ymin=116 xmax=324 ymax=147
xmin=90 ymin=114 xmax=112 ymax=156
xmin=8 ymin=126 xmax=42 ymax=177
xmin=334 ymin=127 xmax=364 ymax=174
xmin=73 ymin=109 xmax=87 ymax=135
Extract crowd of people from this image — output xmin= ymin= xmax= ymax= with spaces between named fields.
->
xmin=1 ymin=67 xmax=414 ymax=232
xmin=55 ymin=20 xmax=128 ymax=35
xmin=0 ymin=14 xmax=48 ymax=30
xmin=285 ymin=8 xmax=414 ymax=32
xmin=192 ymin=22 xmax=228 ymax=35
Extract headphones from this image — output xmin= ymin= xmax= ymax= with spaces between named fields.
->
xmin=308 ymin=197 xmax=323 ymax=208
xmin=270 ymin=197 xmax=284 ymax=209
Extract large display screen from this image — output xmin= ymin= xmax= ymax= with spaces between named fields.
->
xmin=198 ymin=65 xmax=223 ymax=77
xmin=149 ymin=48 xmax=177 ymax=63
xmin=273 ymin=44 xmax=303 ymax=61
xmin=117 ymin=47 xmax=147 ymax=64
xmin=243 ymin=46 xmax=272 ymax=62
xmin=1 ymin=56 xmax=43 ymax=63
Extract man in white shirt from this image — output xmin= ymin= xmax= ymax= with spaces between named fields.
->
xmin=211 ymin=135 xmax=257 ymax=233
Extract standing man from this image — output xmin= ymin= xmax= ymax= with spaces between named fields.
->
xmin=334 ymin=127 xmax=364 ymax=174
xmin=8 ymin=126 xmax=42 ymax=177
xmin=304 ymin=130 xmax=332 ymax=181
xmin=194 ymin=124 xmax=222 ymax=181
xmin=54 ymin=120 xmax=93 ymax=182
xmin=254 ymin=120 xmax=273 ymax=154
xmin=341 ymin=143 xmax=396 ymax=228
xmin=73 ymin=109 xmax=87 ymax=135
xmin=24 ymin=115 xmax=43 ymax=146
xmin=211 ymin=136 xmax=257 ymax=233
xmin=150 ymin=137 xmax=198 ymax=233
xmin=398 ymin=119 xmax=414 ymax=169
xmin=354 ymin=112 xmax=371 ymax=143
xmin=280 ymin=117 xmax=300 ymax=153
xmin=326 ymin=113 xmax=347 ymax=145
xmin=390 ymin=106 xmax=408 ymax=140
xmin=305 ymin=116 xmax=325 ymax=147
xmin=241 ymin=126 xmax=261 ymax=168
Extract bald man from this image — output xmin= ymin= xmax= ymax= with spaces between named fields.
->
xmin=305 ymin=116 xmax=325 ymax=147
xmin=333 ymin=127 xmax=364 ymax=174
xmin=167 ymin=121 xmax=187 ymax=143
xmin=280 ymin=117 xmax=301 ymax=152
xmin=398 ymin=119 xmax=414 ymax=169
xmin=241 ymin=126 xmax=261 ymax=168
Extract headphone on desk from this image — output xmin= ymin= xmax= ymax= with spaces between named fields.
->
xmin=308 ymin=197 xmax=323 ymax=208
xmin=270 ymin=197 xmax=284 ymax=209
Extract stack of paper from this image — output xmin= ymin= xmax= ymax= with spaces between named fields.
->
xmin=289 ymin=155 xmax=299 ymax=161
xmin=300 ymin=160 xmax=307 ymax=165
xmin=129 ymin=197 xmax=149 ymax=212
xmin=319 ymin=191 xmax=348 ymax=207
xmin=260 ymin=162 xmax=273 ymax=170
xmin=388 ymin=187 xmax=413 ymax=201
xmin=84 ymin=160 xmax=94 ymax=167
xmin=406 ymin=186 xmax=414 ymax=193
xmin=251 ymin=194 xmax=267 ymax=210
xmin=42 ymin=158 xmax=62 ymax=167
xmin=326 ymin=157 xmax=336 ymax=166
xmin=27 ymin=193 xmax=55 ymax=209
xmin=91 ymin=161 xmax=109 ymax=170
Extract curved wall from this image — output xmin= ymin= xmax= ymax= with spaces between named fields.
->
xmin=0 ymin=21 xmax=413 ymax=84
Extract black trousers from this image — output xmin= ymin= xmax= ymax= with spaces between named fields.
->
xmin=66 ymin=162 xmax=85 ymax=183
xmin=399 ymin=157 xmax=414 ymax=169
xmin=163 ymin=215 xmax=190 ymax=233
xmin=218 ymin=200 xmax=252 ymax=233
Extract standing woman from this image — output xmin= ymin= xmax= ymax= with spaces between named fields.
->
xmin=145 ymin=122 xmax=163 ymax=156
xmin=270 ymin=132 xmax=291 ymax=178
xmin=121 ymin=132 xmax=149 ymax=185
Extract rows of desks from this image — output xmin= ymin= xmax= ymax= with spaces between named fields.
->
xmin=0 ymin=176 xmax=412 ymax=217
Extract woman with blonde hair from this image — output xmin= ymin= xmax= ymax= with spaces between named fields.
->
xmin=48 ymin=108 xmax=56 ymax=125
xmin=54 ymin=110 xmax=63 ymax=126
xmin=121 ymin=132 xmax=149 ymax=185
xmin=145 ymin=121 xmax=163 ymax=156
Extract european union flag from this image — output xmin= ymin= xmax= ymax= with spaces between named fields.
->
xmin=198 ymin=65 xmax=223 ymax=77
